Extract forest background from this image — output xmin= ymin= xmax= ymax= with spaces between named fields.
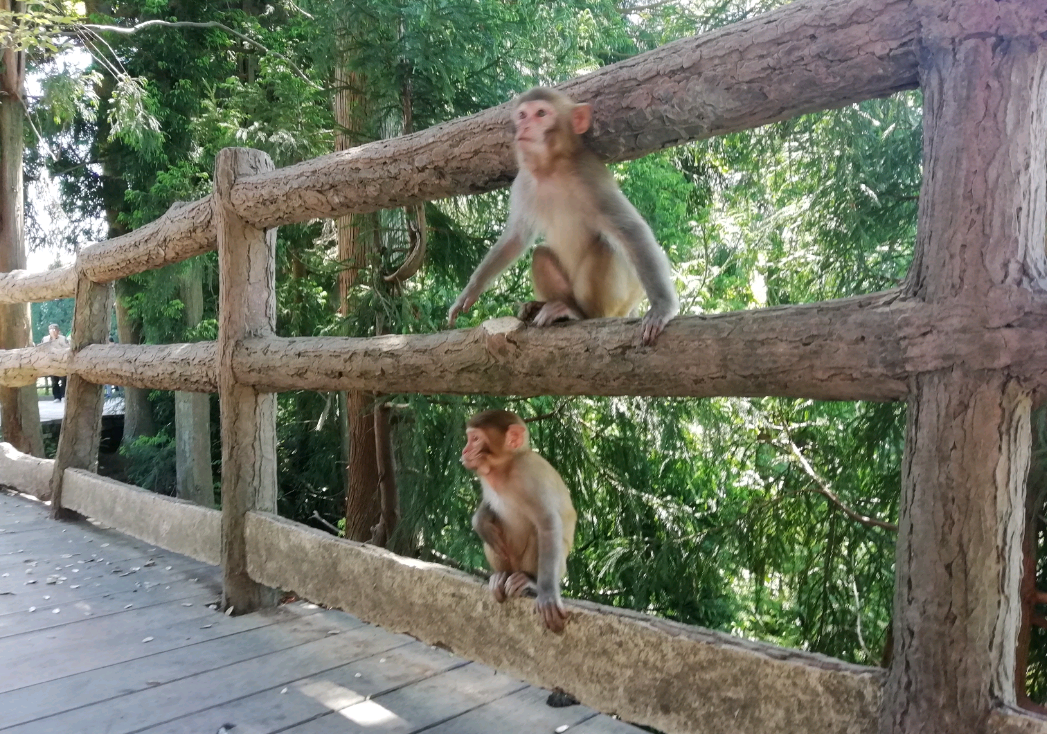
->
xmin=9 ymin=0 xmax=1047 ymax=705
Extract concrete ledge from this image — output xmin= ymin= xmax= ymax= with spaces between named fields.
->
xmin=0 ymin=442 xmax=54 ymax=499
xmin=63 ymin=469 xmax=220 ymax=565
xmin=990 ymin=705 xmax=1047 ymax=734
xmin=246 ymin=510 xmax=883 ymax=734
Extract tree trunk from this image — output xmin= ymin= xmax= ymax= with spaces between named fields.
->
xmin=341 ymin=389 xmax=380 ymax=541
xmin=0 ymin=0 xmax=42 ymax=457
xmin=333 ymin=65 xmax=382 ymax=542
xmin=115 ymin=284 xmax=154 ymax=446
xmin=175 ymin=259 xmax=214 ymax=507
xmin=880 ymin=6 xmax=1047 ymax=733
xmin=369 ymin=402 xmax=399 ymax=547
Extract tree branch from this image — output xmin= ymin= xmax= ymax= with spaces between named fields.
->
xmin=779 ymin=430 xmax=898 ymax=532
xmin=617 ymin=0 xmax=676 ymax=13
xmin=77 ymin=20 xmax=318 ymax=88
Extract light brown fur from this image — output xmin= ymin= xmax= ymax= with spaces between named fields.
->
xmin=462 ymin=409 xmax=576 ymax=632
xmin=448 ymin=87 xmax=679 ymax=345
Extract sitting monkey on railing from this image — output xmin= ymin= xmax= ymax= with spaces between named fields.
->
xmin=462 ymin=410 xmax=576 ymax=633
xmin=448 ymin=87 xmax=679 ymax=346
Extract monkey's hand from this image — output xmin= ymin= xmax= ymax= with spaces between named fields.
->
xmin=504 ymin=571 xmax=537 ymax=598
xmin=640 ymin=303 xmax=678 ymax=346
xmin=536 ymin=590 xmax=568 ymax=634
xmin=447 ymin=291 xmax=477 ymax=327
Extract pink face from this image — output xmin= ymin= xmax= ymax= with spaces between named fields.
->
xmin=461 ymin=427 xmax=490 ymax=471
xmin=514 ymin=100 xmax=558 ymax=148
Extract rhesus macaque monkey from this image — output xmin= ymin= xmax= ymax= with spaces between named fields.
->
xmin=462 ymin=409 xmax=576 ymax=633
xmin=447 ymin=87 xmax=679 ymax=345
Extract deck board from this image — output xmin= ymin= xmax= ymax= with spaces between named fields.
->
xmin=0 ymin=490 xmax=647 ymax=734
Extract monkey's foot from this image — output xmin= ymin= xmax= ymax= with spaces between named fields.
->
xmin=489 ymin=572 xmax=509 ymax=603
xmin=532 ymin=301 xmax=583 ymax=327
xmin=516 ymin=300 xmax=546 ymax=322
xmin=504 ymin=572 xmax=537 ymax=598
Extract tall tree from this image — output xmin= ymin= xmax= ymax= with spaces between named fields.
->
xmin=174 ymin=258 xmax=214 ymax=507
xmin=0 ymin=0 xmax=42 ymax=456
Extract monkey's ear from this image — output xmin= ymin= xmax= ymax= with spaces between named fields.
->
xmin=505 ymin=423 xmax=527 ymax=451
xmin=571 ymin=104 xmax=592 ymax=135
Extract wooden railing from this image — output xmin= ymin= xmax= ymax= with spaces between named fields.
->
xmin=1 ymin=1 xmax=1046 ymax=733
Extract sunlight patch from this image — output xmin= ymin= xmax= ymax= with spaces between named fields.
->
xmin=338 ymin=700 xmax=405 ymax=727
xmin=297 ymin=679 xmax=363 ymax=711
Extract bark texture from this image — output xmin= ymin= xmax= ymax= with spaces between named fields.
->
xmin=332 ymin=71 xmax=383 ymax=544
xmin=175 ymin=261 xmax=214 ymax=508
xmin=48 ymin=275 xmax=114 ymax=511
xmin=232 ymin=293 xmax=1047 ymax=400
xmin=341 ymin=390 xmax=381 ymax=542
xmin=115 ymin=284 xmax=155 ymax=448
xmin=369 ymin=402 xmax=399 ymax=548
xmin=72 ymin=342 xmax=216 ymax=392
xmin=5 ymin=288 xmax=1046 ymax=399
xmin=215 ymin=147 xmax=278 ymax=613
xmin=79 ymin=198 xmax=214 ymax=285
xmin=881 ymin=5 xmax=1047 ymax=733
xmin=0 ymin=268 xmax=75 ymax=305
xmin=0 ymin=1 xmax=42 ymax=457
xmin=885 ymin=372 xmax=1030 ymax=731
xmin=0 ymin=0 xmax=920 ymax=307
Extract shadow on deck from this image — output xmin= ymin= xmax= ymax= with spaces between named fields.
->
xmin=0 ymin=491 xmax=643 ymax=734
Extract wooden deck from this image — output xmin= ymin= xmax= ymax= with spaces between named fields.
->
xmin=0 ymin=490 xmax=644 ymax=734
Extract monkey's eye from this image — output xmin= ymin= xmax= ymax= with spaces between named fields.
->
xmin=536 ymin=109 xmax=547 ymax=117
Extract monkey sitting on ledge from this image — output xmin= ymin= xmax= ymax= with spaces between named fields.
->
xmin=448 ymin=87 xmax=680 ymax=346
xmin=462 ymin=409 xmax=576 ymax=633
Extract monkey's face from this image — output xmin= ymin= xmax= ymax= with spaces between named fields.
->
xmin=513 ymin=100 xmax=559 ymax=151
xmin=462 ymin=427 xmax=492 ymax=473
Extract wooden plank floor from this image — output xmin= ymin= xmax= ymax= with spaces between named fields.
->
xmin=0 ymin=490 xmax=645 ymax=734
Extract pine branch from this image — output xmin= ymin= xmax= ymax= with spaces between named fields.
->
xmin=77 ymin=20 xmax=318 ymax=88
xmin=783 ymin=434 xmax=898 ymax=532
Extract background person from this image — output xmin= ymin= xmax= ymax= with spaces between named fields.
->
xmin=41 ymin=324 xmax=68 ymax=402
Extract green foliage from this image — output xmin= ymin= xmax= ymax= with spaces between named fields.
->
xmin=107 ymin=75 xmax=164 ymax=158
xmin=0 ymin=0 xmax=76 ymax=55
xmin=39 ymin=68 xmax=101 ymax=127
xmin=122 ymin=430 xmax=177 ymax=496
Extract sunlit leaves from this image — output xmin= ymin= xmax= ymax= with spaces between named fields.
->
xmin=38 ymin=68 xmax=99 ymax=126
xmin=0 ymin=1 xmax=78 ymax=55
xmin=107 ymin=75 xmax=163 ymax=157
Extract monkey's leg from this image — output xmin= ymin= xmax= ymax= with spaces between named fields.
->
xmin=524 ymin=246 xmax=585 ymax=326
xmin=574 ymin=237 xmax=643 ymax=318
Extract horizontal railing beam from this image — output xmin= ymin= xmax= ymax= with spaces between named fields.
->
xmin=234 ymin=289 xmax=1047 ymax=400
xmin=0 ymin=342 xmax=217 ymax=392
xmin=4 ymin=288 xmax=1046 ymax=401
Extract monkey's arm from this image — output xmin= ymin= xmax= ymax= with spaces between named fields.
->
xmin=448 ymin=181 xmax=536 ymax=326
xmin=533 ymin=502 xmax=568 ymax=632
xmin=599 ymin=192 xmax=680 ymax=345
